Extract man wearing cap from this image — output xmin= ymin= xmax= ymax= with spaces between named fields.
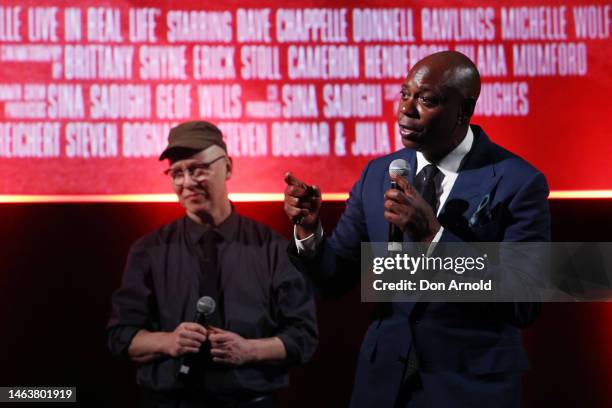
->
xmin=107 ymin=121 xmax=318 ymax=407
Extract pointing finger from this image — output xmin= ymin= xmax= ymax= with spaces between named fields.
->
xmin=284 ymin=172 xmax=305 ymax=188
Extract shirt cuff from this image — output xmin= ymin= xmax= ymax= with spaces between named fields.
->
xmin=294 ymin=222 xmax=324 ymax=258
xmin=106 ymin=325 xmax=142 ymax=359
xmin=426 ymin=226 xmax=444 ymax=256
xmin=276 ymin=333 xmax=301 ymax=365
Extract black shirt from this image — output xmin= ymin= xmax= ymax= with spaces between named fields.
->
xmin=106 ymin=210 xmax=318 ymax=395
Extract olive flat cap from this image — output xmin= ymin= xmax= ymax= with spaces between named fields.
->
xmin=159 ymin=121 xmax=227 ymax=161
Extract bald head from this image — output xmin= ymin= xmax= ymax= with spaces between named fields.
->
xmin=411 ymin=51 xmax=481 ymax=101
xmin=397 ymin=51 xmax=481 ymax=162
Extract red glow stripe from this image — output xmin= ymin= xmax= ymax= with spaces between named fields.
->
xmin=0 ymin=194 xmax=177 ymax=203
xmin=0 ymin=191 xmax=611 ymax=203
xmin=0 ymin=193 xmax=348 ymax=203
xmin=548 ymin=191 xmax=612 ymax=199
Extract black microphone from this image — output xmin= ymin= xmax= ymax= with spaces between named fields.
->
xmin=388 ymin=159 xmax=410 ymax=252
xmin=178 ymin=296 xmax=216 ymax=378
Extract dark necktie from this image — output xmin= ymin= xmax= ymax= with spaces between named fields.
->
xmin=181 ymin=229 xmax=224 ymax=384
xmin=403 ymin=164 xmax=440 ymax=380
xmin=200 ymin=229 xmax=224 ymax=328
xmin=414 ymin=163 xmax=441 ymax=212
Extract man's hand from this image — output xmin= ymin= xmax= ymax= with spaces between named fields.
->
xmin=163 ymin=322 xmax=208 ymax=358
xmin=384 ymin=173 xmax=441 ymax=242
xmin=284 ymin=172 xmax=322 ymax=239
xmin=209 ymin=328 xmax=255 ymax=366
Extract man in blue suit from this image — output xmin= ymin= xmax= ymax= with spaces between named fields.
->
xmin=283 ymin=51 xmax=550 ymax=407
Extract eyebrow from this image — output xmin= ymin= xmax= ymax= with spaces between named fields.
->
xmin=170 ymin=162 xmax=202 ymax=170
xmin=419 ymin=80 xmax=444 ymax=90
xmin=402 ymin=83 xmax=439 ymax=94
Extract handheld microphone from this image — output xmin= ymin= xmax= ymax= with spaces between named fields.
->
xmin=388 ymin=159 xmax=410 ymax=252
xmin=178 ymin=296 xmax=216 ymax=378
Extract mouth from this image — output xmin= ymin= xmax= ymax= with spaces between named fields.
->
xmin=398 ymin=125 xmax=422 ymax=140
xmin=184 ymin=192 xmax=205 ymax=201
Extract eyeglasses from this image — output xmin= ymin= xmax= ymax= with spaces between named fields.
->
xmin=164 ymin=155 xmax=226 ymax=185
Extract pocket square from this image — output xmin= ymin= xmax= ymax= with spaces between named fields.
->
xmin=469 ymin=193 xmax=492 ymax=228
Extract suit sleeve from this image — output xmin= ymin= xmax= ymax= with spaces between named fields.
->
xmin=288 ymin=163 xmax=372 ymax=298
xmin=504 ymin=171 xmax=551 ymax=241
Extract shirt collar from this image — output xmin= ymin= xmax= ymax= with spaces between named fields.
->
xmin=416 ymin=125 xmax=474 ymax=175
xmin=185 ymin=205 xmax=239 ymax=245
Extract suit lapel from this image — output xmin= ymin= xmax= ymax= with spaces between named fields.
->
xmin=438 ymin=127 xmax=501 ymax=241
xmin=442 ymin=164 xmax=496 ymax=211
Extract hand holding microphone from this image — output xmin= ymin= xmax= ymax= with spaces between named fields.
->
xmin=165 ymin=322 xmax=208 ymax=358
xmin=387 ymin=160 xmax=410 ymax=251
xmin=384 ymin=160 xmax=441 ymax=243
xmin=177 ymin=296 xmax=216 ymax=378
xmin=284 ymin=172 xmax=322 ymax=239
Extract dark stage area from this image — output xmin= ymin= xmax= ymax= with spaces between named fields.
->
xmin=1 ymin=199 xmax=611 ymax=407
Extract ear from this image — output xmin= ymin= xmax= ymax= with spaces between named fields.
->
xmin=225 ymin=156 xmax=233 ymax=180
xmin=458 ymin=98 xmax=477 ymax=124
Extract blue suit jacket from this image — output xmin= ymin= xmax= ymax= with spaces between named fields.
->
xmin=290 ymin=126 xmax=550 ymax=407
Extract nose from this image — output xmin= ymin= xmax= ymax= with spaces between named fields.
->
xmin=182 ymin=171 xmax=198 ymax=188
xmin=398 ymin=96 xmax=418 ymax=119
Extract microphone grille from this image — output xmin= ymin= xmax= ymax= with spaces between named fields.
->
xmin=389 ymin=159 xmax=409 ymax=177
xmin=196 ymin=296 xmax=216 ymax=316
